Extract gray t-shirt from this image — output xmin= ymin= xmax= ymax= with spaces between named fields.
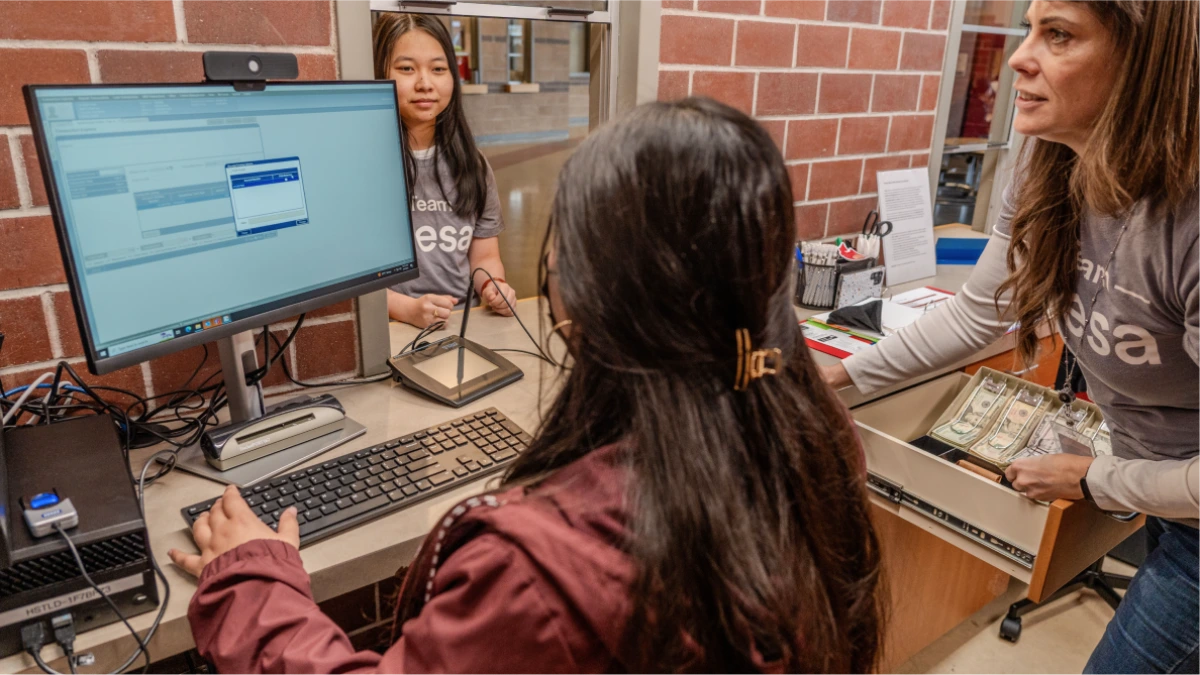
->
xmin=391 ymin=148 xmax=504 ymax=303
xmin=843 ymin=166 xmax=1199 ymax=521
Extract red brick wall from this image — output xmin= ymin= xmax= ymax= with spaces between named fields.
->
xmin=0 ymin=1 xmax=358 ymax=402
xmin=658 ymin=0 xmax=950 ymax=240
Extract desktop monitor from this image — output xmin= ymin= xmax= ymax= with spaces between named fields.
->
xmin=23 ymin=81 xmax=416 ymax=376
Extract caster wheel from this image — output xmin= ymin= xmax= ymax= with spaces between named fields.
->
xmin=999 ymin=616 xmax=1022 ymax=643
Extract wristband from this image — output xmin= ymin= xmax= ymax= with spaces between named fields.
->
xmin=481 ymin=277 xmax=505 ymax=295
xmin=1079 ymin=476 xmax=1095 ymax=503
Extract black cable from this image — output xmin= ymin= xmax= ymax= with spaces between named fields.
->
xmin=493 ymin=348 xmax=555 ymax=364
xmin=246 ymin=315 xmax=305 ymax=386
xmin=468 ymin=267 xmax=555 ymax=363
xmin=52 ymin=524 xmax=153 ymax=674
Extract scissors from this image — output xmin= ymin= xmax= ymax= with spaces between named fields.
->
xmin=861 ymin=210 xmax=894 ymax=237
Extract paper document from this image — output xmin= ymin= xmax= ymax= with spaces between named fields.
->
xmin=801 ymin=322 xmax=873 ymax=359
xmin=891 ymin=287 xmax=955 ymax=311
xmin=877 ymin=168 xmax=937 ymax=285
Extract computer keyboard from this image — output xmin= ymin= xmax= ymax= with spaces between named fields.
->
xmin=180 ymin=408 xmax=531 ymax=547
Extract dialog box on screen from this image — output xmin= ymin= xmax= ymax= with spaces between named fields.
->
xmin=225 ymin=157 xmax=310 ymax=236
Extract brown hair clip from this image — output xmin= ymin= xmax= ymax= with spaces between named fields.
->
xmin=734 ymin=328 xmax=783 ymax=391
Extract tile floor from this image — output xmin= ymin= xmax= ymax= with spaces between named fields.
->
xmin=898 ymin=558 xmax=1135 ymax=673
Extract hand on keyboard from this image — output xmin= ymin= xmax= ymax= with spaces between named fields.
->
xmin=169 ymin=484 xmax=301 ymax=577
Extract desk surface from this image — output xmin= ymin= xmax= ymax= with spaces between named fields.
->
xmin=5 ymin=230 xmax=998 ymax=673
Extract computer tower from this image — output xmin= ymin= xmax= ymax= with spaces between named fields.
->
xmin=0 ymin=416 xmax=158 ymax=659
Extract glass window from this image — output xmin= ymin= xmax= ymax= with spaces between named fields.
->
xmin=943 ymin=31 xmax=1021 ymax=148
xmin=469 ymin=0 xmax=607 ymax=10
xmin=507 ymin=19 xmax=529 ymax=83
xmin=373 ymin=10 xmax=602 ymax=296
xmin=963 ymin=0 xmax=1021 ymax=29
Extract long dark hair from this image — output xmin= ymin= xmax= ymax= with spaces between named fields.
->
xmin=507 ymin=98 xmax=885 ymax=672
xmin=373 ymin=13 xmax=489 ymax=219
xmin=998 ymin=0 xmax=1199 ymax=365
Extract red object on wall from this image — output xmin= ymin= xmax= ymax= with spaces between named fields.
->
xmin=457 ymin=55 xmax=471 ymax=83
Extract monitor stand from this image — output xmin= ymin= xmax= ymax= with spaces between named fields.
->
xmin=160 ymin=330 xmax=366 ymax=486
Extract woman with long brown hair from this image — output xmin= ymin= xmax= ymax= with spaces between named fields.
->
xmin=169 ymin=98 xmax=885 ymax=673
xmin=824 ymin=1 xmax=1197 ymax=672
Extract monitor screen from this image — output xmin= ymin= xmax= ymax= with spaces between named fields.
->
xmin=26 ymin=82 xmax=416 ymax=373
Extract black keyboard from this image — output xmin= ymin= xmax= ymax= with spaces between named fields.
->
xmin=180 ymin=408 xmax=531 ymax=547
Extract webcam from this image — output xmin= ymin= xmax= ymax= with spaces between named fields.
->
xmin=202 ymin=52 xmax=299 ymax=89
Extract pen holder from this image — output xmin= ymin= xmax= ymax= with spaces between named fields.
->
xmin=795 ymin=257 xmax=880 ymax=310
xmin=796 ymin=262 xmax=838 ymax=310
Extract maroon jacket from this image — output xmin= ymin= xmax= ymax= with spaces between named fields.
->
xmin=187 ymin=445 xmax=637 ymax=673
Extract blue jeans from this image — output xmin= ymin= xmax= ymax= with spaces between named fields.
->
xmin=1085 ymin=517 xmax=1199 ymax=674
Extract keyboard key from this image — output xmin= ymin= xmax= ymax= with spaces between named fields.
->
xmin=381 ymin=480 xmax=397 ymax=492
xmin=321 ymin=492 xmax=338 ymax=504
xmin=477 ymin=457 xmax=493 ymax=468
xmin=464 ymin=461 xmax=481 ymax=473
xmin=350 ymin=481 xmax=367 ymax=492
xmin=307 ymin=466 xmax=324 ymax=475
xmin=441 ymin=441 xmax=456 ymax=451
xmin=340 ymin=476 xmax=356 ymax=486
xmin=408 ymin=464 xmax=445 ymax=481
xmin=240 ymin=488 xmax=254 ymax=498
xmin=414 ymin=431 xmax=427 ymax=439
xmin=422 ymin=438 xmax=437 ymax=448
xmin=467 ymin=431 xmax=482 ymax=440
xmin=407 ymin=457 xmax=438 ymax=472
xmin=351 ymin=493 xmax=367 ymax=504
xmin=322 ymin=461 xmax=340 ymax=470
xmin=262 ymin=500 xmax=279 ymax=512
xmin=439 ymin=424 xmax=451 ymax=432
xmin=429 ymin=445 xmax=444 ymax=455
xmin=455 ymin=436 xmax=469 ymax=446
xmin=336 ymin=487 xmax=353 ymax=498
xmin=320 ymin=503 xmax=338 ymax=515
xmin=263 ymin=489 xmax=280 ymax=501
xmin=303 ymin=497 xmax=320 ymax=510
xmin=355 ymin=450 xmax=371 ymax=459
xmin=299 ymin=495 xmax=389 ymax=538
xmin=340 ymin=465 xmax=355 ymax=475
xmin=338 ymin=455 xmax=356 ymax=465
xmin=296 ymin=514 xmax=308 ymax=525
xmin=245 ymin=496 xmax=262 ymax=508
xmin=365 ymin=487 xmax=382 ymax=499
xmin=388 ymin=489 xmax=406 ymax=502
xmin=381 ymin=451 xmax=398 ymax=462
xmin=303 ymin=509 xmax=321 ymax=522
xmin=354 ymin=460 xmax=370 ymax=471
xmin=296 ymin=490 xmax=312 ymax=502
xmin=369 ymin=455 xmax=386 ymax=466
xmin=311 ymin=485 xmax=327 ymax=497
xmin=432 ymin=433 xmax=448 ymax=443
xmin=415 ymin=480 xmax=432 ymax=492
xmin=382 ymin=460 xmax=398 ymax=471
xmin=279 ymin=496 xmax=296 ymax=508
xmin=491 ymin=449 xmax=518 ymax=462
xmin=271 ymin=478 xmax=288 ymax=487
xmin=295 ymin=479 xmax=312 ymax=490
xmin=429 ymin=471 xmax=453 ymax=486
xmin=402 ymin=485 xmax=418 ymax=496
xmin=386 ymin=440 xmax=401 ymax=449
xmin=368 ymin=465 xmax=385 ymax=476
xmin=335 ymin=498 xmax=352 ymax=510
xmin=253 ymin=484 xmax=270 ymax=494
xmin=453 ymin=467 xmax=469 ymax=478
xmin=187 ymin=506 xmax=202 ymax=515
xmin=324 ymin=470 xmax=340 ymax=482
xmin=277 ymin=486 xmax=294 ymax=497
xmin=365 ymin=476 xmax=382 ymax=488
xmin=407 ymin=448 xmax=431 ymax=462
xmin=400 ymin=435 xmax=415 ymax=444
xmin=380 ymin=470 xmax=396 ymax=482
xmin=323 ymin=480 xmax=339 ymax=491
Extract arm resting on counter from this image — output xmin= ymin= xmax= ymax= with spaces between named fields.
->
xmin=843 ymin=228 xmax=1015 ymax=394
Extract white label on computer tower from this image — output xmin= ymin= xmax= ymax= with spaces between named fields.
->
xmin=0 ymin=574 xmax=144 ymax=627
